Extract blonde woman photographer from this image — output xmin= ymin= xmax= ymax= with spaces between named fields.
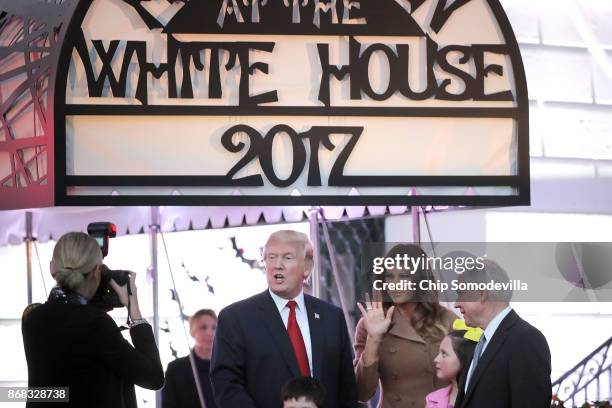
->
xmin=22 ymin=231 xmax=164 ymax=408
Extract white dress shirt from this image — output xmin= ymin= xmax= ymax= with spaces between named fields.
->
xmin=269 ymin=289 xmax=313 ymax=374
xmin=465 ymin=305 xmax=513 ymax=392
xmin=481 ymin=305 xmax=512 ymax=354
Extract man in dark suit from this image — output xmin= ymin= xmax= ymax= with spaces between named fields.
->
xmin=210 ymin=230 xmax=357 ymax=408
xmin=454 ymin=261 xmax=552 ymax=408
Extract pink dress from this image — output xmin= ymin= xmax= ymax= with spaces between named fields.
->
xmin=425 ymin=384 xmax=453 ymax=408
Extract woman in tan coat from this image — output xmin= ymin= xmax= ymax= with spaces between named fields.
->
xmin=354 ymin=244 xmax=457 ymax=408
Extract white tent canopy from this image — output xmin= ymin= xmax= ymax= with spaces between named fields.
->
xmin=0 ymin=205 xmax=409 ymax=246
xmin=2 ymin=156 xmax=612 ymax=247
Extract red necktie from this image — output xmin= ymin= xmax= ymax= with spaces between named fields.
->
xmin=286 ymin=300 xmax=310 ymax=376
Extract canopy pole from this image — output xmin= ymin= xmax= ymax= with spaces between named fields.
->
xmin=411 ymin=206 xmax=420 ymax=245
xmin=410 ymin=188 xmax=421 ymax=245
xmin=320 ymin=219 xmax=355 ymax=341
xmin=309 ymin=206 xmax=321 ymax=298
xmin=25 ymin=211 xmax=34 ymax=304
xmin=149 ymin=206 xmax=161 ymax=408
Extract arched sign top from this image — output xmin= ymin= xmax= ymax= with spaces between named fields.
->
xmin=163 ymin=0 xmax=425 ymax=36
xmin=54 ymin=0 xmax=529 ymax=206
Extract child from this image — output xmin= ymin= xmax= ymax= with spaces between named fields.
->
xmin=280 ymin=377 xmax=326 ymax=408
xmin=426 ymin=320 xmax=482 ymax=408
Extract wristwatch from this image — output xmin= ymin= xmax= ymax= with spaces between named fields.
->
xmin=128 ymin=318 xmax=148 ymax=328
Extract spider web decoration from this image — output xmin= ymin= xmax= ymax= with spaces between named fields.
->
xmin=0 ymin=0 xmax=188 ymax=209
xmin=0 ymin=0 xmax=76 ymax=209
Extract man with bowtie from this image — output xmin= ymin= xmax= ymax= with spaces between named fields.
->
xmin=210 ymin=230 xmax=357 ymax=408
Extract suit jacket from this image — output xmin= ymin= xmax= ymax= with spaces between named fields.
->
xmin=353 ymin=308 xmax=456 ymax=408
xmin=163 ymin=353 xmax=217 ymax=408
xmin=22 ymin=301 xmax=164 ymax=408
xmin=455 ymin=310 xmax=551 ymax=408
xmin=210 ymin=290 xmax=358 ymax=408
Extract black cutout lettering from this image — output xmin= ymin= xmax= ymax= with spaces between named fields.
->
xmin=302 ymin=127 xmax=336 ymax=186
xmin=259 ymin=125 xmax=306 ymax=187
xmin=358 ymin=43 xmax=398 ymax=101
xmin=472 ymin=44 xmax=514 ymax=101
xmin=396 ymin=35 xmax=439 ymax=100
xmin=325 ymin=126 xmax=364 ymax=186
xmin=436 ymin=45 xmax=475 ymax=101
xmin=430 ymin=0 xmax=473 ymax=33
xmin=317 ymin=43 xmax=352 ymax=107
xmin=221 ymin=125 xmax=264 ymax=185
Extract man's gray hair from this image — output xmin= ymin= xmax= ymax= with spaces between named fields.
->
xmin=459 ymin=259 xmax=513 ymax=302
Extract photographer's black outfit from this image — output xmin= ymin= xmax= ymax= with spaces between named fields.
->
xmin=22 ymin=289 xmax=164 ymax=408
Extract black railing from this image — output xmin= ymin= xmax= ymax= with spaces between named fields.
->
xmin=552 ymin=336 xmax=612 ymax=407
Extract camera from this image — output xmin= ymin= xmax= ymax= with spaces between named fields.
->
xmin=87 ymin=222 xmax=132 ymax=311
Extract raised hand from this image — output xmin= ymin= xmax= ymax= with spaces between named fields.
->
xmin=357 ymin=292 xmax=395 ymax=341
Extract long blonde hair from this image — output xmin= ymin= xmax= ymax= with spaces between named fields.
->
xmin=51 ymin=232 xmax=102 ymax=291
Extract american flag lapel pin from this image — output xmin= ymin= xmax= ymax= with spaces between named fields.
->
xmin=314 ymin=313 xmax=320 ymax=320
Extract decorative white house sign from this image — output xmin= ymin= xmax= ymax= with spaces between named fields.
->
xmin=54 ymin=0 xmax=529 ymax=205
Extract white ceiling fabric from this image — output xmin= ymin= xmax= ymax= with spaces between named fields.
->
xmin=0 ymin=205 xmax=399 ymax=246
xmin=2 ymin=157 xmax=612 ymax=246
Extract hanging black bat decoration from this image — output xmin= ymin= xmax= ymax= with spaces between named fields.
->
xmin=169 ymin=290 xmax=188 ymax=321
xmin=230 ymin=236 xmax=259 ymax=269
xmin=161 ymin=319 xmax=171 ymax=333
xmin=181 ymin=261 xmax=200 ymax=282
xmin=204 ymin=276 xmax=215 ymax=295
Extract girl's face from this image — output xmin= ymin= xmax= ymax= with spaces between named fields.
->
xmin=434 ymin=336 xmax=461 ymax=381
